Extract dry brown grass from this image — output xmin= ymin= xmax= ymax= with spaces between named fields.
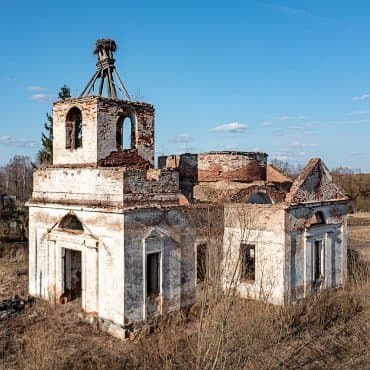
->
xmin=0 ymin=266 xmax=368 ymax=370
xmin=125 ymin=281 xmax=369 ymax=370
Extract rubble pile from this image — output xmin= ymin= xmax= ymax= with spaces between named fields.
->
xmin=0 ymin=295 xmax=34 ymax=320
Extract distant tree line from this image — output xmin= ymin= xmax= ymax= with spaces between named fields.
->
xmin=0 ymin=155 xmax=34 ymax=203
xmin=332 ymin=170 xmax=370 ymax=213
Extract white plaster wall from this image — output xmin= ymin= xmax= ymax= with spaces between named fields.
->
xmin=223 ymin=205 xmax=286 ymax=305
xmin=53 ymin=98 xmax=98 ymax=165
xmin=32 ymin=168 xmax=124 ymax=205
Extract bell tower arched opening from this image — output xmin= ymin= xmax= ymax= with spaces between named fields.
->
xmin=65 ymin=107 xmax=82 ymax=149
xmin=116 ymin=115 xmax=135 ymax=150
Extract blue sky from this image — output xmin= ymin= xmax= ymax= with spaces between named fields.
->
xmin=1 ymin=0 xmax=370 ymax=171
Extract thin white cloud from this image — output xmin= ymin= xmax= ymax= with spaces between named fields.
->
xmin=0 ymin=135 xmax=11 ymax=142
xmin=261 ymin=121 xmax=273 ymax=127
xmin=171 ymin=134 xmax=193 ymax=143
xmin=288 ymin=141 xmax=318 ymax=148
xmin=30 ymin=93 xmax=51 ymax=103
xmin=278 ymin=115 xmax=306 ymax=121
xmin=350 ymin=152 xmax=366 ymax=157
xmin=302 ymin=130 xmax=317 ymax=135
xmin=287 ymin=141 xmax=301 ymax=148
xmin=0 ymin=135 xmax=38 ymax=148
xmin=26 ymin=86 xmax=46 ymax=92
xmin=352 ymin=94 xmax=370 ymax=101
xmin=347 ymin=110 xmax=370 ymax=115
xmin=264 ymin=4 xmax=311 ymax=17
xmin=210 ymin=122 xmax=248 ymax=133
xmin=272 ymin=128 xmax=287 ymax=137
xmin=329 ymin=118 xmax=370 ymax=125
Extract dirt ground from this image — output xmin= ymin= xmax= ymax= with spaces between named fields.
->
xmin=0 ymin=214 xmax=369 ymax=369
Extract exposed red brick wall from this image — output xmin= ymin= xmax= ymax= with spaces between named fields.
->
xmin=98 ymin=149 xmax=150 ymax=169
xmin=159 ymin=152 xmax=268 ymax=184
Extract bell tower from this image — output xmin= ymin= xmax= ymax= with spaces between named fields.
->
xmin=52 ymin=39 xmax=154 ymax=168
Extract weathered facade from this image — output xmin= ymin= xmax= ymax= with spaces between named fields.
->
xmin=159 ymin=154 xmax=348 ymax=305
xmin=28 ymin=40 xmax=348 ymax=337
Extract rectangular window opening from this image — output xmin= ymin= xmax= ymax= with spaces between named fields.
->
xmin=146 ymin=252 xmax=160 ymax=296
xmin=313 ymin=240 xmax=324 ymax=283
xmin=240 ymin=243 xmax=255 ymax=282
xmin=196 ymin=243 xmax=207 ymax=283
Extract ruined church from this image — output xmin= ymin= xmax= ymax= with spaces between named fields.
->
xmin=27 ymin=39 xmax=348 ymax=333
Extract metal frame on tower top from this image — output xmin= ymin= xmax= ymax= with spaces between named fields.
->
xmin=80 ymin=39 xmax=131 ymax=100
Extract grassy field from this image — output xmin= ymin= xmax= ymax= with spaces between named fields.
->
xmin=0 ymin=215 xmax=369 ymax=369
xmin=348 ymin=213 xmax=370 ymax=261
xmin=333 ymin=174 xmax=370 ymax=212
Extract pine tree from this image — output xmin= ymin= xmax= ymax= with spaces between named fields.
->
xmin=37 ymin=85 xmax=71 ymax=164
xmin=37 ymin=113 xmax=53 ymax=164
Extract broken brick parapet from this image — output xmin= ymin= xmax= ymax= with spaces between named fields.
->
xmin=159 ymin=152 xmax=268 ymax=197
xmin=53 ymin=96 xmax=154 ymax=167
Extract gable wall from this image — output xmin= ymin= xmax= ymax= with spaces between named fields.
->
xmin=224 ymin=204 xmax=286 ymax=304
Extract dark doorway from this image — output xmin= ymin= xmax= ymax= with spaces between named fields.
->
xmin=146 ymin=252 xmax=160 ymax=296
xmin=313 ymin=240 xmax=324 ymax=289
xmin=63 ymin=249 xmax=82 ymax=301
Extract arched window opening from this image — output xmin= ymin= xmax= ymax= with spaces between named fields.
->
xmin=66 ymin=107 xmax=82 ymax=149
xmin=310 ymin=211 xmax=325 ymax=226
xmin=59 ymin=214 xmax=84 ymax=232
xmin=116 ymin=115 xmax=134 ymax=150
xmin=246 ymin=192 xmax=272 ymax=204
